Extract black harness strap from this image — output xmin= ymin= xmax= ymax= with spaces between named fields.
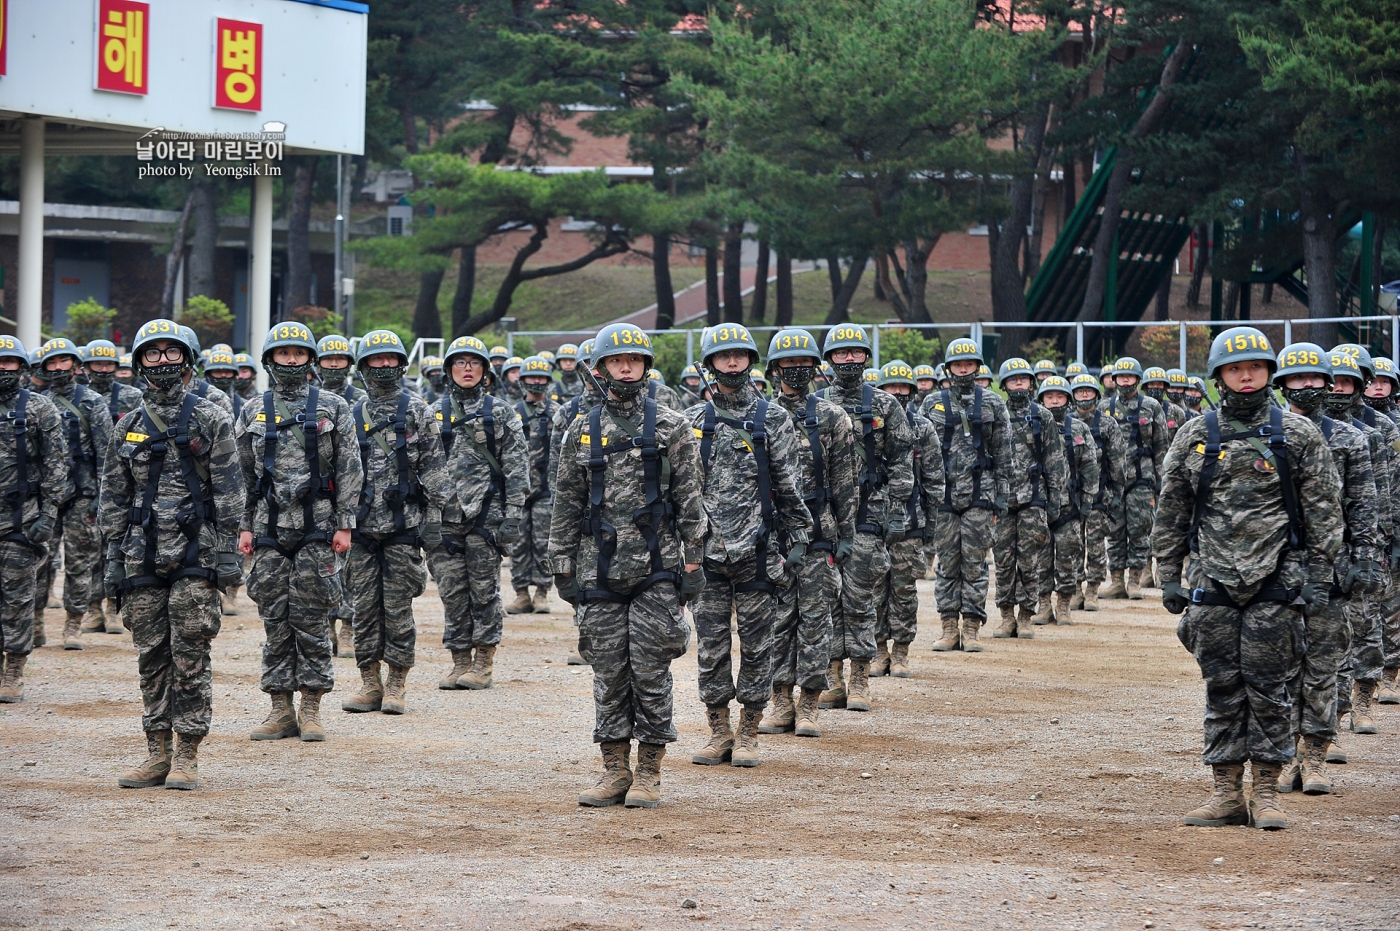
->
xmin=844 ymin=384 xmax=886 ymax=534
xmin=253 ymin=388 xmax=332 ymax=559
xmin=938 ymin=387 xmax=992 ymax=512
xmin=1010 ymin=402 xmax=1048 ymax=512
xmin=518 ymin=399 xmax=552 ymax=502
xmin=1089 ymin=409 xmax=1112 ymax=512
xmin=802 ymin=394 xmax=833 ymax=553
xmin=108 ymin=382 xmax=122 ymax=422
xmin=1051 ymin=414 xmax=1081 ymax=531
xmin=353 ymin=391 xmax=420 ymax=542
xmin=2 ymin=390 xmax=42 ymax=551
xmin=904 ymin=405 xmax=925 ymax=539
xmin=1188 ymin=407 xmax=1304 ymax=554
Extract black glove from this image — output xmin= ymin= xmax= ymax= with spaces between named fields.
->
xmin=1301 ymin=582 xmax=1330 ymax=613
xmin=785 ymin=541 xmax=807 ymax=575
xmin=679 ymin=567 xmax=706 ymax=604
xmin=555 ymin=573 xmax=579 ymax=606
xmin=1355 ymin=560 xmax=1385 ymax=595
xmin=104 ymin=559 xmax=126 ymax=600
xmin=497 ymin=517 xmax=522 ymax=548
xmin=419 ymin=521 xmax=442 ymax=548
xmin=1161 ymin=581 xmax=1189 ymax=615
xmin=25 ymin=513 xmax=55 ymax=545
xmin=994 ymin=495 xmax=1008 ymax=519
xmin=86 ymin=498 xmax=99 ymax=520
xmin=885 ymin=519 xmax=906 ymax=545
xmin=834 ymin=539 xmax=855 ymax=564
xmin=216 ymin=551 xmax=242 ymax=589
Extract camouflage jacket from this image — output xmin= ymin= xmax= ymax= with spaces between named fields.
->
xmin=919 ymin=386 xmax=1011 ymax=513
xmin=1304 ymin=408 xmax=1382 ymax=586
xmin=775 ymin=388 xmax=859 ymax=548
xmin=1098 ymin=389 xmax=1169 ymax=491
xmin=646 ymin=380 xmax=686 ymax=414
xmin=0 ymin=387 xmax=73 ymax=530
xmin=1153 ymin=400 xmax=1344 ymax=592
xmin=1052 ymin=407 xmax=1102 ymax=519
xmin=825 ymin=378 xmax=914 ymax=529
xmin=1004 ymin=397 xmax=1071 ymax=518
xmin=517 ymin=394 xmax=562 ymax=501
xmin=1161 ymin=398 xmax=1190 ymax=446
xmin=1075 ymin=405 xmax=1128 ymax=510
xmin=326 ymin=379 xmax=368 ymax=407
xmin=189 ymin=377 xmax=235 ymax=418
xmin=1350 ymin=401 xmax=1400 ymax=549
xmin=1346 ymin=415 xmax=1393 ymax=543
xmin=45 ymin=381 xmax=114 ymax=501
xmin=351 ymin=385 xmax=450 ymax=534
xmin=550 ymin=383 xmax=604 ymax=489
xmin=94 ymin=380 xmax=144 ymax=421
xmin=555 ymin=369 xmax=587 ymax=401
xmin=903 ymin=404 xmax=945 ymax=534
xmin=689 ymin=386 xmax=813 ymax=566
xmin=549 ymin=392 xmax=707 ymax=582
xmin=235 ymin=382 xmax=362 ymax=535
xmin=100 ymin=382 xmax=243 ymax=567
xmin=436 ymin=386 xmax=529 ymax=528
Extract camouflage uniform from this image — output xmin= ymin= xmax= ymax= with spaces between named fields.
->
xmin=100 ymin=382 xmax=242 ymax=737
xmin=1042 ymin=404 xmax=1100 ymax=609
xmin=1076 ymin=402 xmax=1127 ymax=592
xmin=549 ymin=392 xmax=706 ymax=745
xmin=236 ymin=382 xmax=362 ymax=695
xmin=1161 ymin=398 xmax=1191 ymax=446
xmin=1099 ymin=388 xmax=1169 ymax=575
xmin=88 ymin=376 xmax=143 ymax=631
xmin=646 ymin=379 xmax=686 ymax=414
xmin=555 ymin=368 xmax=587 ymax=401
xmin=188 ymin=376 xmax=236 ymax=418
xmin=689 ymin=385 xmax=813 ymax=711
xmin=993 ymin=392 xmax=1070 ymax=620
xmin=876 ymin=402 xmax=942 ymax=646
xmin=44 ymin=379 xmax=114 ymax=626
xmin=511 ymin=393 xmax=562 ymax=597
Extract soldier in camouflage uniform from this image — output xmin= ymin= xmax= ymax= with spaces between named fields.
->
xmin=178 ymin=327 xmax=236 ymax=419
xmin=338 ymin=331 xmax=450 ymax=717
xmin=1032 ymin=359 xmax=1057 ymax=385
xmin=550 ymin=323 xmax=707 ymax=808
xmin=36 ymin=337 xmax=114 ymax=651
xmin=1185 ymin=376 xmax=1210 ymax=414
xmin=1067 ymin=374 xmax=1125 ymax=612
xmin=0 ymin=338 xmax=72 ymax=702
xmin=1036 ymin=376 xmax=1099 ymax=627
xmin=991 ymin=358 xmax=1070 ymax=636
xmin=1143 ymin=366 xmax=1190 ymax=444
xmin=759 ymin=328 xmax=856 ymax=738
xmin=1165 ymin=368 xmax=1196 ymax=423
xmin=420 ymin=355 xmax=446 ymax=407
xmin=233 ymin=353 xmax=258 ymax=403
xmin=645 ymin=369 xmax=686 ymax=413
xmin=920 ymin=338 xmax=1012 ymax=652
xmin=1363 ymin=355 xmax=1400 ymax=705
xmin=550 ymin=340 xmax=605 ymax=666
xmin=818 ymin=324 xmax=913 ymax=707
xmin=677 ymin=363 xmax=705 ymax=408
xmin=1271 ymin=345 xmax=1381 ymax=796
xmin=1098 ymin=357 xmax=1169 ymax=600
xmin=102 ymin=321 xmax=243 ymax=790
xmin=913 ymin=364 xmax=937 ymax=405
xmin=506 ymin=355 xmax=562 ymax=616
xmin=116 ymin=352 xmax=136 ymax=388
xmin=316 ymin=334 xmax=368 ymax=654
xmin=686 ymin=325 xmax=812 ymax=767
xmin=497 ymin=356 xmax=525 ymax=403
xmin=873 ymin=361 xmax=942 ymax=675
xmin=236 ymin=322 xmax=362 ymax=744
xmin=429 ymin=336 xmax=530 ymax=694
xmin=203 ymin=348 xmax=252 ymax=620
xmin=84 ymin=338 xmax=143 ymax=635
xmin=1155 ymin=327 xmax=1344 ymax=831
xmin=552 ymin=344 xmax=585 ymax=400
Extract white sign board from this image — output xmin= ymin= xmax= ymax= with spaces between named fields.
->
xmin=0 ymin=0 xmax=367 ymax=154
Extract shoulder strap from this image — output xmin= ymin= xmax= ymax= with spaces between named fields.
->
xmin=803 ymin=394 xmax=829 ymax=543
xmin=700 ymin=402 xmax=718 ymax=471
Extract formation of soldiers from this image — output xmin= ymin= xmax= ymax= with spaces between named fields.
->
xmin=0 ymin=316 xmax=1394 ymax=826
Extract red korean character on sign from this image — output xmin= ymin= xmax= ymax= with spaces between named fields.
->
xmin=214 ymin=18 xmax=262 ymax=111
xmin=95 ymin=0 xmax=149 ymax=95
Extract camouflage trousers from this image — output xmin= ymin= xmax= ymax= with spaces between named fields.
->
xmin=876 ymin=537 xmax=925 ymax=645
xmin=1043 ymin=514 xmax=1084 ymax=597
xmin=510 ymin=496 xmax=553 ymax=592
xmin=125 ymin=571 xmax=221 ymax=736
xmin=34 ymin=536 xmax=54 ymax=622
xmin=993 ymin=506 xmax=1048 ymax=611
xmin=773 ymin=550 xmax=837 ymax=690
xmin=1177 ymin=570 xmax=1303 ymax=765
xmin=349 ymin=536 xmax=427 ymax=671
xmin=1080 ymin=505 xmax=1115 ymax=585
xmin=933 ymin=508 xmax=995 ymax=622
xmin=830 ymin=530 xmax=888 ymax=661
xmin=1292 ymin=595 xmax=1350 ymax=741
xmin=1107 ymin=484 xmax=1155 ymax=571
xmin=58 ymin=499 xmax=100 ymax=617
xmin=428 ymin=525 xmax=503 ymax=651
xmin=0 ymin=539 xmax=38 ymax=655
xmin=247 ymin=535 xmax=341 ymax=694
xmin=1384 ymin=570 xmax=1400 ymax=673
xmin=692 ymin=558 xmax=777 ymax=709
xmin=577 ymin=578 xmax=689 ymax=745
xmin=1339 ymin=595 xmax=1384 ymax=713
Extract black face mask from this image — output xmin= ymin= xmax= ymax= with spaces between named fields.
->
xmin=116 ymin=371 xmax=135 ymax=385
xmin=952 ymin=372 xmax=978 ymax=393
xmin=1167 ymin=390 xmax=1186 ymax=406
xmin=319 ymin=366 xmax=350 ymax=388
xmin=1006 ymin=388 xmax=1033 ymax=405
xmin=144 ymin=363 xmax=185 ymax=390
xmin=87 ymin=371 xmax=115 ymax=392
xmin=1117 ymin=381 xmax=1138 ymax=398
xmin=1284 ymin=386 xmax=1330 ymax=414
xmin=1221 ymin=386 xmax=1271 ymax=413
xmin=606 ymin=376 xmax=645 ymax=400
xmin=1074 ymin=397 xmax=1098 ymax=413
xmin=366 ymin=364 xmax=405 ymax=387
xmin=0 ymin=371 xmax=21 ymax=395
xmin=1184 ymin=395 xmax=1202 ymax=410
xmin=1365 ymin=393 xmax=1395 ymax=412
xmin=207 ymin=373 xmax=236 ymax=393
xmin=778 ymin=365 xmax=814 ymax=391
xmin=269 ymin=362 xmax=313 ymax=386
xmin=428 ymin=373 xmax=446 ymax=391
xmin=44 ymin=368 xmax=75 ymax=388
xmin=1144 ymin=386 xmax=1166 ymax=402
xmin=1325 ymin=392 xmax=1358 ymax=418
xmin=713 ymin=370 xmax=751 ymax=390
xmin=1048 ymin=404 xmax=1070 ymax=422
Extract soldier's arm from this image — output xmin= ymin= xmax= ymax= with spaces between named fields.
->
xmin=1150 ymin=428 xmax=1197 ymax=584
xmin=665 ymin=418 xmax=708 ymax=566
xmin=920 ymin=420 xmax=944 ymax=526
xmin=990 ymin=399 xmax=1014 ymax=505
xmin=96 ymin=411 xmax=135 ymax=539
xmin=546 ymin=423 xmax=586 ymax=576
xmin=88 ymin=396 xmax=114 ymax=474
xmin=37 ymin=402 xmax=73 ymax=519
xmin=1041 ymin=405 xmax=1071 ymax=510
xmin=1078 ymin=425 xmax=1101 ymax=514
xmin=881 ymin=397 xmax=916 ymax=516
xmin=329 ymin=396 xmax=362 ymax=530
xmin=414 ymin=404 xmax=451 ymax=511
xmin=767 ymin=411 xmax=813 ymax=541
xmin=1369 ymin=433 xmax=1393 ymax=543
xmin=1344 ymin=439 xmax=1382 ymax=560
xmin=827 ymin=409 xmax=859 ymax=544
xmin=235 ymin=411 xmax=259 ymax=535
xmin=1150 ymin=402 xmax=1169 ymax=478
xmin=499 ymin=407 xmax=531 ymax=514
xmin=206 ymin=409 xmax=245 ymax=541
xmin=1296 ymin=426 xmax=1345 ymax=568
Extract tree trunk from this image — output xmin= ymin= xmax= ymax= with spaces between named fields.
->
xmin=705 ymin=246 xmax=721 ymax=327
xmin=723 ymin=221 xmax=744 ymax=324
xmin=1077 ymin=40 xmax=1193 ymax=324
xmin=823 ymin=253 xmax=869 ymax=326
xmin=904 ymin=238 xmax=937 ymax=325
xmin=653 ymin=234 xmax=676 ymax=329
xmin=775 ymin=251 xmax=793 ymax=327
xmin=1299 ymin=195 xmax=1340 ymax=346
xmin=1025 ymin=142 xmax=1054 ymax=283
xmin=875 ymin=253 xmax=912 ymax=322
xmin=412 ymin=268 xmax=446 ymax=341
xmin=402 ymin=104 xmax=419 ymax=156
xmin=161 ymin=191 xmax=195 ymax=316
xmin=1186 ymin=223 xmax=1207 ymax=307
xmin=989 ymin=101 xmax=1052 ymax=360
xmin=188 ymin=175 xmax=218 ymax=299
xmin=1223 ymin=280 xmax=1240 ymax=319
xmin=1262 ymin=282 xmax=1274 ymax=305
xmin=1154 ymin=270 xmax=1172 ymax=320
xmin=749 ymin=241 xmax=769 ymax=323
xmin=873 ymin=262 xmax=887 ymax=302
xmin=286 ymin=156 xmax=319 ymax=311
xmin=1061 ymin=155 xmax=1077 ymax=239
xmin=451 ymin=246 xmax=477 ymax=338
xmin=826 ymin=255 xmax=844 ymax=301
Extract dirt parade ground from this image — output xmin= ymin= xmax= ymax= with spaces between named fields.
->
xmin=3 ymin=574 xmax=1399 ymax=931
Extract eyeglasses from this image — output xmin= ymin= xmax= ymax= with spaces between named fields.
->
xmin=450 ymin=357 xmax=483 ymax=370
xmin=142 ymin=347 xmax=186 ymax=364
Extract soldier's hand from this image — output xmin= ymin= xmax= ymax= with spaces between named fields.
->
xmin=216 ymin=551 xmax=243 ymax=588
xmin=679 ymin=566 xmax=706 ymax=604
xmin=25 ymin=513 xmax=55 ymax=545
xmin=86 ymin=498 xmax=99 ymax=521
xmin=419 ymin=521 xmax=443 ymax=548
xmin=239 ymin=531 xmax=254 ymax=556
xmin=1160 ymin=581 xmax=1189 ymax=615
xmin=885 ymin=520 xmax=906 ymax=545
xmin=1301 ymin=582 xmax=1330 ymax=613
xmin=834 ymin=538 xmax=854 ymax=564
xmin=332 ymin=529 xmax=352 ymax=555
xmin=1356 ymin=560 xmax=1386 ymax=594
xmin=785 ymin=542 xmax=807 ymax=575
xmin=104 ymin=560 xmax=126 ymax=600
xmin=497 ymin=518 xmax=522 ymax=548
xmin=554 ymin=573 xmax=579 ymax=605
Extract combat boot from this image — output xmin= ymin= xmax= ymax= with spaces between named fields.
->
xmin=931 ymin=615 xmax=960 ymax=651
xmin=1054 ymin=592 xmax=1075 ymax=626
xmin=871 ymin=641 xmax=891 ymax=677
xmin=625 ymin=743 xmax=665 ymax=808
xmin=381 ymin=665 xmax=408 ymax=715
xmin=33 ymin=619 xmax=45 ymax=648
xmin=81 ymin=600 xmax=105 ymax=633
xmin=846 ymin=659 xmax=872 ymax=712
xmin=0 ymin=653 xmax=26 ymax=703
xmin=1082 ymin=583 xmax=1101 ymax=611
xmin=759 ymin=683 xmax=795 ymax=734
xmin=249 ymin=692 xmax=299 ymax=740
xmin=1138 ymin=564 xmax=1156 ymax=589
xmin=1100 ymin=572 xmax=1127 ymax=600
xmin=890 ymin=642 xmax=911 ymax=678
xmin=1016 ymin=605 xmax=1035 ymax=639
xmin=578 ymin=741 xmax=632 ymax=807
xmin=62 ymin=613 xmax=84 ymax=651
xmin=1031 ymin=594 xmax=1053 ymax=626
xmin=1350 ymin=681 xmax=1379 ymax=734
xmin=1378 ymin=668 xmax=1400 ymax=704
xmin=533 ymin=587 xmax=551 ymax=613
xmin=1249 ymin=762 xmax=1287 ymax=830
xmin=298 ymin=689 xmax=326 ymax=742
xmin=1326 ymin=737 xmax=1348 ymax=764
xmin=165 ymin=734 xmax=202 ymax=791
xmin=1069 ymin=585 xmax=1085 ymax=611
xmin=567 ymin=652 xmax=587 ymax=666
xmin=117 ymin=731 xmax=173 ymax=788
xmin=960 ymin=616 xmax=983 ymax=652
xmin=342 ymin=662 xmax=383 ymax=713
xmin=1300 ymin=736 xmax=1333 ymax=795
xmin=818 ymin=660 xmax=847 ymax=709
xmin=439 ymin=649 xmax=472 ymax=689
xmin=105 ymin=606 xmax=125 ymax=635
xmin=457 ymin=645 xmax=495 ymax=690
xmin=692 ymin=706 xmax=734 ymax=765
xmin=1181 ymin=763 xmax=1248 ymax=827
xmin=1126 ymin=570 xmax=1144 ymax=600
xmin=506 ymin=589 xmax=534 ymax=615
xmin=732 ymin=707 xmax=762 ymax=767
xmin=993 ymin=605 xmax=1016 ymax=638
xmin=1276 ymin=742 xmax=1302 ymax=794
xmin=794 ymin=687 xmax=822 ymax=738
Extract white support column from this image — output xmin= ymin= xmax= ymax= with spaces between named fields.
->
xmin=250 ymin=166 xmax=274 ymax=390
xmin=17 ymin=118 xmax=45 ymax=350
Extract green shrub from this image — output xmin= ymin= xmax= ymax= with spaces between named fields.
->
xmin=62 ymin=297 xmax=116 ymax=345
xmin=876 ymin=327 xmax=942 ymax=368
xmin=182 ymin=295 xmax=235 ymax=345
